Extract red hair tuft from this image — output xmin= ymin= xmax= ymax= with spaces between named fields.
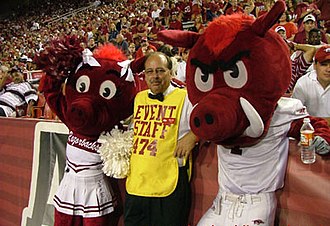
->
xmin=204 ymin=14 xmax=254 ymax=56
xmin=93 ymin=43 xmax=127 ymax=62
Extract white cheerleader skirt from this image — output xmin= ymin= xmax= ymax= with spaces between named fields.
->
xmin=53 ymin=167 xmax=116 ymax=218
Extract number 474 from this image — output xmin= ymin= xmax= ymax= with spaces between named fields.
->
xmin=133 ymin=138 xmax=158 ymax=156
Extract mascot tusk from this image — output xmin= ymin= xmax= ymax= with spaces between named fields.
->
xmin=240 ymin=97 xmax=264 ymax=138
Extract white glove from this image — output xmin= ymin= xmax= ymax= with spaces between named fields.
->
xmin=312 ymin=136 xmax=330 ymax=155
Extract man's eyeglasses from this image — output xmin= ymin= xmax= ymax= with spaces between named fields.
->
xmin=145 ymin=68 xmax=168 ymax=76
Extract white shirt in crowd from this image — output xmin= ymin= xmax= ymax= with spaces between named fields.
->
xmin=292 ymin=70 xmax=330 ymax=117
xmin=151 ymin=9 xmax=162 ymax=19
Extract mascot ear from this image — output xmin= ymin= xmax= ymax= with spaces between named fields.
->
xmin=130 ymin=56 xmax=146 ymax=74
xmin=252 ymin=0 xmax=286 ymax=37
xmin=157 ymin=30 xmax=200 ymax=49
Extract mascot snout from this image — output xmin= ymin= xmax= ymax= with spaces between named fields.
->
xmin=190 ymin=93 xmax=248 ymax=143
xmin=67 ymin=98 xmax=98 ymax=129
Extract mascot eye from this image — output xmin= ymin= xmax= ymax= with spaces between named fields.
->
xmin=223 ymin=61 xmax=248 ymax=89
xmin=76 ymin=75 xmax=90 ymax=93
xmin=194 ymin=67 xmax=214 ymax=92
xmin=99 ymin=80 xmax=117 ymax=100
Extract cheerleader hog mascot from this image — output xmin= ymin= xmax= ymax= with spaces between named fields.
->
xmin=157 ymin=1 xmax=330 ymax=225
xmin=36 ymin=37 xmax=140 ymax=226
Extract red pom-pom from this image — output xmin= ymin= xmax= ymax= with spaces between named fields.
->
xmin=35 ymin=35 xmax=84 ymax=80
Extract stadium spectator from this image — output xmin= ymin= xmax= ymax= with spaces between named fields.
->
xmin=168 ymin=13 xmax=183 ymax=30
xmin=113 ymin=33 xmax=129 ymax=56
xmin=148 ymin=17 xmax=165 ymax=41
xmin=177 ymin=0 xmax=192 ymax=22
xmin=191 ymin=0 xmax=203 ymax=20
xmin=225 ymin=0 xmax=244 ymax=15
xmin=150 ymin=3 xmax=162 ymax=20
xmin=287 ymin=42 xmax=317 ymax=93
xmin=0 ymin=68 xmax=37 ymax=117
xmin=292 ymin=45 xmax=330 ymax=125
xmin=294 ymin=0 xmax=320 ymax=28
xmin=132 ymin=22 xmax=148 ymax=41
xmin=127 ymin=42 xmax=136 ymax=60
xmin=315 ymin=0 xmax=330 ymax=33
xmin=140 ymin=11 xmax=153 ymax=28
xmin=272 ymin=11 xmax=298 ymax=39
xmin=204 ymin=0 xmax=220 ymax=22
xmin=308 ymin=27 xmax=325 ymax=45
xmin=275 ymin=25 xmax=287 ymax=39
xmin=120 ymin=25 xmax=133 ymax=43
xmin=176 ymin=48 xmax=189 ymax=83
xmin=293 ymin=14 xmax=328 ymax=44
xmin=135 ymin=37 xmax=157 ymax=59
xmin=190 ymin=14 xmax=205 ymax=33
xmin=160 ymin=2 xmax=171 ymax=26
xmin=108 ymin=22 xmax=119 ymax=41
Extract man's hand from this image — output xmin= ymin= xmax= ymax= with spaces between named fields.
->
xmin=312 ymin=136 xmax=330 ymax=155
xmin=174 ymin=131 xmax=198 ymax=159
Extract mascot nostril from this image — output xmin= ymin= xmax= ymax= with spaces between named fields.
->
xmin=193 ymin=114 xmax=214 ymax=129
xmin=71 ymin=107 xmax=84 ymax=117
xmin=194 ymin=117 xmax=201 ymax=128
xmin=205 ymin=114 xmax=214 ymax=125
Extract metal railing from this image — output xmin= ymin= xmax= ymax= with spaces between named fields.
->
xmin=43 ymin=2 xmax=99 ymax=25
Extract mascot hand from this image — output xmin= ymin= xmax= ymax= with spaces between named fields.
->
xmin=312 ymin=136 xmax=330 ymax=155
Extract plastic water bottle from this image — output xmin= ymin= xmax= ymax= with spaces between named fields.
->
xmin=300 ymin=118 xmax=316 ymax=164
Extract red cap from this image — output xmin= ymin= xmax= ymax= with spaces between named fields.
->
xmin=315 ymin=45 xmax=330 ymax=63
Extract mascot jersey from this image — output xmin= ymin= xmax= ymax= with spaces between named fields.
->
xmin=217 ymin=98 xmax=308 ymax=194
xmin=53 ymin=131 xmax=115 ymax=217
xmin=126 ymin=87 xmax=187 ymax=197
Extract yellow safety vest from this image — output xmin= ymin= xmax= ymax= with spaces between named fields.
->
xmin=126 ymin=88 xmax=187 ymax=197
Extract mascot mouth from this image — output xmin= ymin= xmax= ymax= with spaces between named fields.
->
xmin=190 ymin=96 xmax=265 ymax=145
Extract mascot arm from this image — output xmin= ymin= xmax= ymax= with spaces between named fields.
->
xmin=39 ymin=75 xmax=66 ymax=121
xmin=288 ymin=116 xmax=330 ymax=155
xmin=35 ymin=36 xmax=83 ymax=122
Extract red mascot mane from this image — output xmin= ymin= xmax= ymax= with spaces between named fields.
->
xmin=93 ymin=44 xmax=127 ymax=62
xmin=204 ymin=14 xmax=254 ymax=56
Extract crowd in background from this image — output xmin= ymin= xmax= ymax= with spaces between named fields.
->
xmin=0 ymin=0 xmax=328 ymax=72
xmin=0 ymin=0 xmax=329 ymax=117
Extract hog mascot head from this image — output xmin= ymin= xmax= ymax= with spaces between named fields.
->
xmin=158 ymin=1 xmax=290 ymax=147
xmin=36 ymin=36 xmax=139 ymax=139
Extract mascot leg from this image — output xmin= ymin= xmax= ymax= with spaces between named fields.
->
xmin=197 ymin=192 xmax=277 ymax=226
xmin=54 ymin=209 xmax=119 ymax=226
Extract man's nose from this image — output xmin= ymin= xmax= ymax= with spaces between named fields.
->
xmin=151 ymin=73 xmax=160 ymax=79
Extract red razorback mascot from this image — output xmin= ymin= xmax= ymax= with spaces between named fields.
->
xmin=36 ymin=36 xmax=140 ymax=226
xmin=157 ymin=1 xmax=330 ymax=225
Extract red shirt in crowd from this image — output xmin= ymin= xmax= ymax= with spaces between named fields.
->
xmin=272 ymin=22 xmax=298 ymax=39
xmin=293 ymin=29 xmax=328 ymax=44
xmin=225 ymin=6 xmax=244 ymax=15
xmin=169 ymin=20 xmax=183 ymax=30
xmin=121 ymin=29 xmax=133 ymax=43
